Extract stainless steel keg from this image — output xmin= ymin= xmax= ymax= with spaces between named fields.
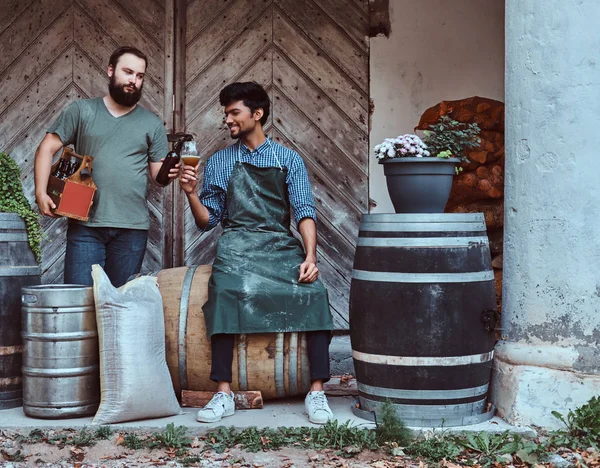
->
xmin=21 ymin=285 xmax=99 ymax=418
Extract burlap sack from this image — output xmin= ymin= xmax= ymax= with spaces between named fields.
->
xmin=91 ymin=264 xmax=182 ymax=424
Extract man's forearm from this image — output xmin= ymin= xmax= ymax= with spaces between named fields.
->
xmin=186 ymin=191 xmax=210 ymax=229
xmin=34 ymin=135 xmax=62 ymax=197
xmin=298 ymin=218 xmax=317 ymax=261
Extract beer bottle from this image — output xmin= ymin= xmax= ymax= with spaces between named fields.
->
xmin=155 ymin=150 xmax=180 ymax=186
xmin=54 ymin=158 xmax=68 ymax=179
xmin=68 ymin=159 xmax=80 ymax=176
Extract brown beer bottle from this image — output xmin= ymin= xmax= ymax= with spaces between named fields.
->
xmin=155 ymin=150 xmax=179 ymax=186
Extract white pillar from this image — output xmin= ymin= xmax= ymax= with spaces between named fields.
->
xmin=492 ymin=0 xmax=600 ymax=428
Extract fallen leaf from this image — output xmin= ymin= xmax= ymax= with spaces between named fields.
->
xmin=343 ymin=445 xmax=361 ymax=455
xmin=441 ymin=461 xmax=461 ymax=468
xmin=69 ymin=447 xmax=85 ymax=462
xmin=115 ymin=434 xmax=124 ymax=445
xmin=370 ymin=462 xmax=388 ymax=468
xmin=340 ymin=375 xmax=353 ymax=385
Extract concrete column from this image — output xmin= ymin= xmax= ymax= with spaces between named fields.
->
xmin=492 ymin=0 xmax=600 ymax=428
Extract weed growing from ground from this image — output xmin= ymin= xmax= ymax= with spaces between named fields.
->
xmin=94 ymin=425 xmax=113 ymax=440
xmin=150 ymin=423 xmax=192 ymax=449
xmin=205 ymin=421 xmax=378 ymax=454
xmin=27 ymin=429 xmax=45 ymax=443
xmin=375 ymin=400 xmax=411 ymax=446
xmin=69 ymin=427 xmax=96 ymax=447
xmin=406 ymin=433 xmax=461 ymax=462
xmin=552 ymin=395 xmax=600 ymax=447
xmin=122 ymin=433 xmax=147 ymax=450
xmin=455 ymin=431 xmax=523 ymax=465
xmin=180 ymin=455 xmax=203 ymax=466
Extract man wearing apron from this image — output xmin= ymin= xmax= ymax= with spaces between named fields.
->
xmin=180 ymin=82 xmax=335 ymax=424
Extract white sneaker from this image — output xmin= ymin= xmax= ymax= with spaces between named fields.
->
xmin=305 ymin=391 xmax=334 ymax=424
xmin=196 ymin=391 xmax=235 ymax=423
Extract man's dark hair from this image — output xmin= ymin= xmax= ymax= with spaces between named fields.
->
xmin=219 ymin=82 xmax=270 ymax=126
xmin=108 ymin=46 xmax=148 ymax=70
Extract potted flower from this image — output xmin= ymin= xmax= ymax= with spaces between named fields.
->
xmin=375 ymin=115 xmax=481 ymax=213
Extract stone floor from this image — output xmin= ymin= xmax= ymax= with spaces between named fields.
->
xmin=0 ymin=396 xmax=535 ymax=437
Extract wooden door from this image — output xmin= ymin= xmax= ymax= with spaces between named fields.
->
xmin=0 ymin=0 xmax=174 ymax=283
xmin=183 ymin=0 xmax=369 ymax=328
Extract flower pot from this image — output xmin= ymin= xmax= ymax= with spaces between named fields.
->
xmin=380 ymin=157 xmax=460 ymax=213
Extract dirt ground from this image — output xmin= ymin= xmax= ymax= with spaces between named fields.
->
xmin=0 ymin=429 xmax=415 ymax=468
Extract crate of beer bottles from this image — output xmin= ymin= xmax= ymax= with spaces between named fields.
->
xmin=47 ymin=148 xmax=97 ymax=222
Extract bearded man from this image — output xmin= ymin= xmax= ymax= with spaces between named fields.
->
xmin=34 ymin=46 xmax=178 ymax=287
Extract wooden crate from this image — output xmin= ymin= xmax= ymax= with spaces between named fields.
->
xmin=47 ymin=148 xmax=97 ymax=222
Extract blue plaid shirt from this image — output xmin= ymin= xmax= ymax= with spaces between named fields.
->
xmin=199 ymin=137 xmax=317 ymax=231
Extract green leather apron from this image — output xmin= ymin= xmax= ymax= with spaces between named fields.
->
xmin=202 ymin=145 xmax=333 ymax=338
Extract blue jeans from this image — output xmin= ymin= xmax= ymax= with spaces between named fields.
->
xmin=64 ymin=224 xmax=148 ymax=287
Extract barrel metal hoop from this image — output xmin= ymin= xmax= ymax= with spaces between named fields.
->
xmin=0 ymin=376 xmax=22 ymax=386
xmin=21 ymin=365 xmax=99 ymax=377
xmin=351 ymin=269 xmax=494 ymax=283
xmin=0 ymin=219 xmax=28 ymax=229
xmin=0 ymin=345 xmax=23 ymax=356
xmin=178 ymin=265 xmax=198 ymax=390
xmin=21 ymin=331 xmax=97 ymax=342
xmin=352 ymin=350 xmax=494 ymax=366
xmin=361 ymin=396 xmax=487 ymax=418
xmin=357 ymin=236 xmax=489 ymax=248
xmin=23 ymin=400 xmax=99 ymax=409
xmin=22 ymin=306 xmax=95 ymax=314
xmin=288 ymin=333 xmax=298 ymax=395
xmin=351 ymin=400 xmax=496 ymax=427
xmin=359 ymin=222 xmax=486 ymax=233
xmin=0 ymin=233 xmax=29 ymax=242
xmin=0 ymin=266 xmax=41 ymax=277
xmin=357 ymin=382 xmax=489 ymax=400
xmin=360 ymin=213 xmax=485 ymax=223
xmin=237 ymin=334 xmax=248 ymax=390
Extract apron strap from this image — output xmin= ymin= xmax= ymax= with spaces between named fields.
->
xmin=236 ymin=138 xmax=283 ymax=171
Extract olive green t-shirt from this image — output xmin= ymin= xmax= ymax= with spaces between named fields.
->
xmin=47 ymin=97 xmax=168 ymax=229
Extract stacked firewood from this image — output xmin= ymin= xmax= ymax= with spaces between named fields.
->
xmin=417 ymin=97 xmax=505 ymax=309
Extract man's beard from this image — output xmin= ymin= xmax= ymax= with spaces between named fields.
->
xmin=230 ymin=126 xmax=252 ymax=140
xmin=109 ymin=75 xmax=143 ymax=106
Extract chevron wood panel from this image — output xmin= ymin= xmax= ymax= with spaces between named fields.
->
xmin=0 ymin=0 xmax=171 ymax=283
xmin=182 ymin=0 xmax=369 ymax=328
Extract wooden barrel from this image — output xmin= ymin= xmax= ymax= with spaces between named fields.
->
xmin=0 ymin=213 xmax=41 ymax=409
xmin=21 ymin=285 xmax=99 ymax=418
xmin=150 ymin=266 xmax=312 ymax=400
xmin=349 ymin=213 xmax=497 ymax=427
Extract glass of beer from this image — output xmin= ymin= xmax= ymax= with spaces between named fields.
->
xmin=180 ymin=140 xmax=201 ymax=167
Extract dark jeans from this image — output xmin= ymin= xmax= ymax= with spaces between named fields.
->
xmin=64 ymin=223 xmax=148 ymax=287
xmin=210 ymin=331 xmax=331 ymax=384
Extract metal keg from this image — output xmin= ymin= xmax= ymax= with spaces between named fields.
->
xmin=21 ymin=285 xmax=99 ymax=418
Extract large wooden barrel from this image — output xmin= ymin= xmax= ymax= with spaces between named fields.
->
xmin=349 ymin=213 xmax=497 ymax=427
xmin=0 ymin=213 xmax=41 ymax=409
xmin=149 ymin=266 xmax=312 ymax=400
xmin=21 ymin=285 xmax=99 ymax=418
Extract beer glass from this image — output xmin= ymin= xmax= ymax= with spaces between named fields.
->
xmin=180 ymin=140 xmax=201 ymax=167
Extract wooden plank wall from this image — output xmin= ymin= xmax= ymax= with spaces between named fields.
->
xmin=183 ymin=0 xmax=369 ymax=328
xmin=0 ymin=0 xmax=369 ymax=328
xmin=0 ymin=0 xmax=173 ymax=282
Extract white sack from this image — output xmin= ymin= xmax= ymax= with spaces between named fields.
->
xmin=91 ymin=264 xmax=182 ymax=424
